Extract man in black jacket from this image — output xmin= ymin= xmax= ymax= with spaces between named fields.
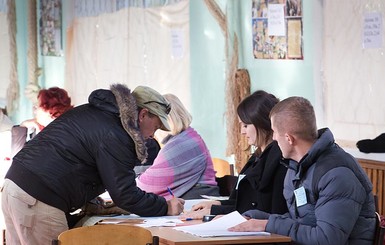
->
xmin=2 ymin=84 xmax=185 ymax=245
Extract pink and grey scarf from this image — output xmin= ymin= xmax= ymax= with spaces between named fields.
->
xmin=136 ymin=127 xmax=216 ymax=200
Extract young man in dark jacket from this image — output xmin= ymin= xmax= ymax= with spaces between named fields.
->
xmin=229 ymin=96 xmax=376 ymax=245
xmin=2 ymin=84 xmax=185 ymax=245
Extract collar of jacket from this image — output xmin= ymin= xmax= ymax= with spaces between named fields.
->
xmin=110 ymin=84 xmax=147 ymax=163
xmin=287 ymin=128 xmax=335 ymax=179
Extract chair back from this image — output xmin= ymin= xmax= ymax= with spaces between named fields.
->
xmin=374 ymin=212 xmax=385 ymax=245
xmin=212 ymin=158 xmax=234 ymax=177
xmin=52 ymin=224 xmax=159 ymax=245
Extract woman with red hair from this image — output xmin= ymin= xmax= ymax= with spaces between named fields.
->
xmin=11 ymin=87 xmax=73 ymax=157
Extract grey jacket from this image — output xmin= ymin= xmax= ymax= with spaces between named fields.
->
xmin=245 ymin=128 xmax=376 ymax=245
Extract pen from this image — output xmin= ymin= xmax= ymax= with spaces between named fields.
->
xmin=181 ymin=217 xmax=193 ymax=221
xmin=167 ymin=187 xmax=174 ymax=197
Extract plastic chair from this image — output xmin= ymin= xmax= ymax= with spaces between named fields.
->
xmin=374 ymin=212 xmax=385 ymax=245
xmin=52 ymin=224 xmax=159 ymax=245
xmin=212 ymin=158 xmax=234 ymax=177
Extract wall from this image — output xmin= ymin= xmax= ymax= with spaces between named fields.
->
xmin=11 ymin=0 xmax=322 ymax=163
xmin=323 ymin=0 xmax=385 ymax=146
xmin=190 ymin=0 xmax=322 ymax=162
xmin=11 ymin=0 xmax=66 ymax=124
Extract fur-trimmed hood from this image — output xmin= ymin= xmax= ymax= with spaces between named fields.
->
xmin=89 ymin=84 xmax=147 ymax=162
xmin=110 ymin=84 xmax=147 ymax=162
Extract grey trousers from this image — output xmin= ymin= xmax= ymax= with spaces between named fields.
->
xmin=1 ymin=179 xmax=68 ymax=245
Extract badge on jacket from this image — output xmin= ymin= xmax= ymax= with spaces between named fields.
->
xmin=235 ymin=174 xmax=246 ymax=190
xmin=294 ymin=186 xmax=307 ymax=207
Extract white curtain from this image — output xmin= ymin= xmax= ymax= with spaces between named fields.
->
xmin=65 ymin=0 xmax=190 ymax=109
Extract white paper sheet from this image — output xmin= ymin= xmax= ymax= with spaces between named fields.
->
xmin=84 ymin=214 xmax=183 ymax=227
xmin=174 ymin=211 xmax=270 ymax=237
xmin=184 ymin=199 xmax=208 ymax=211
xmin=137 ymin=218 xmax=183 ymax=227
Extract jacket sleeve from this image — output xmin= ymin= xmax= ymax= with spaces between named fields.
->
xmin=96 ymin=131 xmax=168 ymax=217
xmin=270 ymin=164 xmax=288 ymax=214
xmin=266 ymin=167 xmax=367 ymax=245
xmin=210 ymin=204 xmax=236 ymax=215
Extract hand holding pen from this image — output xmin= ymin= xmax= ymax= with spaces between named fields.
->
xmin=166 ymin=187 xmax=185 ymax=215
xmin=167 ymin=187 xmax=175 ymax=198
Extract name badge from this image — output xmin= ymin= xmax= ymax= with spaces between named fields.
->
xmin=235 ymin=174 xmax=246 ymax=190
xmin=294 ymin=186 xmax=307 ymax=207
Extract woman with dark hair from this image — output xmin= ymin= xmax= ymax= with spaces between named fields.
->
xmin=11 ymin=87 xmax=73 ymax=157
xmin=181 ymin=90 xmax=288 ymax=219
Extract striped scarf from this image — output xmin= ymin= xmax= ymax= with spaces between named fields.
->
xmin=136 ymin=127 xmax=216 ymax=200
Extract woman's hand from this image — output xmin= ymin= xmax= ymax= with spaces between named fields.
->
xmin=180 ymin=207 xmax=211 ymax=220
xmin=191 ymin=200 xmax=220 ymax=211
xmin=20 ymin=119 xmax=39 ymax=129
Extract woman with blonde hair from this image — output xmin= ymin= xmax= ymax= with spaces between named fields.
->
xmin=136 ymin=93 xmax=218 ymax=199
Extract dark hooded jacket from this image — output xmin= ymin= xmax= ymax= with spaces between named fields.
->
xmin=245 ymin=128 xmax=376 ymax=245
xmin=211 ymin=141 xmax=288 ymax=215
xmin=6 ymin=84 xmax=168 ymax=217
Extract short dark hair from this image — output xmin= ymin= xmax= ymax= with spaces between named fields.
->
xmin=270 ymin=96 xmax=318 ymax=141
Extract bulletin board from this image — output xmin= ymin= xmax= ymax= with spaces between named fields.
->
xmin=252 ymin=0 xmax=303 ymax=60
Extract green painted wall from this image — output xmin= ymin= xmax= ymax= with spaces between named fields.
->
xmin=12 ymin=0 xmax=66 ymax=124
xmin=190 ymin=0 xmax=317 ymax=161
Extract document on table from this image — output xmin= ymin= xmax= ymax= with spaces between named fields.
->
xmin=174 ymin=211 xmax=270 ymax=237
xmin=200 ymin=195 xmax=229 ymax=201
xmin=84 ymin=214 xmax=183 ymax=227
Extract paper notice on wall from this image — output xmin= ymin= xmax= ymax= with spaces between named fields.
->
xmin=268 ymin=4 xmax=285 ymax=36
xmin=362 ymin=12 xmax=383 ymax=49
xmin=171 ymin=29 xmax=184 ymax=59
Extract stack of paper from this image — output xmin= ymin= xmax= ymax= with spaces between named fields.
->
xmin=174 ymin=211 xmax=270 ymax=237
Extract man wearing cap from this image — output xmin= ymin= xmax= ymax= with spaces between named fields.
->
xmin=2 ymin=84 xmax=185 ymax=245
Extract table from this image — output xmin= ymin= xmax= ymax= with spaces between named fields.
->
xmin=344 ymin=148 xmax=385 ymax=214
xmin=95 ymin=217 xmax=291 ymax=244
xmin=86 ymin=199 xmax=292 ymax=245
xmin=147 ymin=225 xmax=291 ymax=245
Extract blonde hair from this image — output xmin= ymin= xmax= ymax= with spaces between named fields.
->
xmin=163 ymin=94 xmax=192 ymax=135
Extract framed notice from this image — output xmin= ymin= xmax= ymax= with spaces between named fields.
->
xmin=252 ymin=0 xmax=303 ymax=60
xmin=287 ymin=19 xmax=302 ymax=58
xmin=39 ymin=0 xmax=63 ymax=56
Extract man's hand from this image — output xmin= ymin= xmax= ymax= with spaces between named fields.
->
xmin=228 ymin=219 xmax=268 ymax=232
xmin=166 ymin=198 xmax=185 ymax=215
